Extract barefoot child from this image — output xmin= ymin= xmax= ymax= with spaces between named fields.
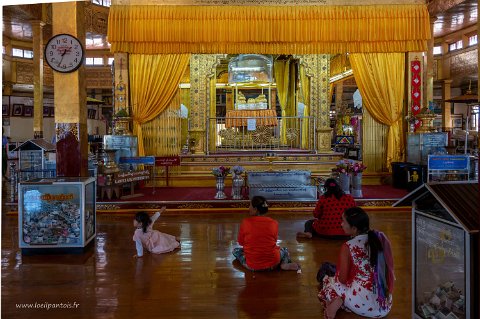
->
xmin=133 ymin=207 xmax=180 ymax=258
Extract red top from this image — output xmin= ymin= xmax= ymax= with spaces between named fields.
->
xmin=312 ymin=194 xmax=356 ymax=236
xmin=238 ymin=216 xmax=281 ymax=270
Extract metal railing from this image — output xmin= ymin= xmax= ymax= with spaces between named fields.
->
xmin=208 ymin=116 xmax=316 ymax=153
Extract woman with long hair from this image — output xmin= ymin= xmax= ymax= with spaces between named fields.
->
xmin=318 ymin=207 xmax=395 ymax=319
xmin=297 ymin=178 xmax=355 ymax=239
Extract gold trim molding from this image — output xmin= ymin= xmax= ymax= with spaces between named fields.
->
xmin=113 ymin=0 xmax=422 ymax=5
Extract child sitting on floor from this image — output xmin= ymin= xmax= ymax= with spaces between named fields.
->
xmin=133 ymin=207 xmax=180 ymax=258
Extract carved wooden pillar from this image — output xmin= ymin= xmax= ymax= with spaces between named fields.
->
xmin=31 ymin=20 xmax=45 ymax=138
xmin=189 ymin=54 xmax=225 ymax=155
xmin=441 ymin=79 xmax=453 ymax=131
xmin=296 ymin=54 xmax=332 ymax=153
xmin=424 ymin=15 xmax=436 ymax=108
xmin=113 ymin=52 xmax=129 ymax=115
xmin=52 ymin=2 xmax=88 ymax=177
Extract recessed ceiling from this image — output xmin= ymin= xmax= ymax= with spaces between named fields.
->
xmin=433 ymin=0 xmax=478 ymax=38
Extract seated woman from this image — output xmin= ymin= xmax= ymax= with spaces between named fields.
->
xmin=233 ymin=196 xmax=300 ymax=272
xmin=297 ymin=178 xmax=355 ymax=239
xmin=318 ymin=207 xmax=395 ymax=319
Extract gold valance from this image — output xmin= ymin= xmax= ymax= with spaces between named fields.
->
xmin=107 ymin=5 xmax=431 ymax=54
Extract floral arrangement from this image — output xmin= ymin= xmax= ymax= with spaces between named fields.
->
xmin=351 ymin=162 xmax=367 ymax=176
xmin=212 ymin=166 xmax=231 ymax=177
xmin=232 ymin=165 xmax=245 ymax=175
xmin=332 ymin=160 xmax=367 ymax=175
xmin=405 ymin=114 xmax=418 ymax=125
xmin=332 ymin=160 xmax=354 ymax=175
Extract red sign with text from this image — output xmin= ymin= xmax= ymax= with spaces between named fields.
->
xmin=155 ymin=156 xmax=180 ymax=166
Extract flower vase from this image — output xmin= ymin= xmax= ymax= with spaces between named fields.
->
xmin=409 ymin=123 xmax=415 ymax=133
xmin=231 ymin=173 xmax=244 ymax=200
xmin=214 ymin=176 xmax=227 ymax=199
xmin=339 ymin=173 xmax=351 ymax=194
xmin=351 ymin=173 xmax=363 ymax=198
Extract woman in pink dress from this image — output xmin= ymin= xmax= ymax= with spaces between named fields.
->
xmin=318 ymin=207 xmax=395 ymax=319
xmin=132 ymin=207 xmax=180 ymax=258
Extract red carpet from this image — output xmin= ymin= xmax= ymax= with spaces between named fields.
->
xmin=98 ymin=184 xmax=408 ymax=203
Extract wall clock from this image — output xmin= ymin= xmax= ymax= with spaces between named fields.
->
xmin=44 ymin=33 xmax=84 ymax=73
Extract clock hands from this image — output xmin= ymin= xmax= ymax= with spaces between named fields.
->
xmin=57 ymin=48 xmax=71 ymax=67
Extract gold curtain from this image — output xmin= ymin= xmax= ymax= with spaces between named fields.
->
xmin=362 ymin=107 xmax=388 ymax=172
xmin=108 ymin=5 xmax=430 ymax=54
xmin=129 ymin=54 xmax=190 ymax=155
xmin=274 ymin=58 xmax=291 ymax=144
xmin=330 ymin=54 xmax=351 ymax=77
xmin=142 ymin=93 xmax=183 ymax=156
xmin=349 ymin=53 xmax=406 ymax=170
xmin=299 ymin=64 xmax=310 ymax=149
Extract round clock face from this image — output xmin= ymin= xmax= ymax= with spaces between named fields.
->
xmin=44 ymin=34 xmax=84 ymax=73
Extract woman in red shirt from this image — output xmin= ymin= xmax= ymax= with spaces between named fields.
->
xmin=297 ymin=178 xmax=355 ymax=239
xmin=233 ymin=196 xmax=300 ymax=271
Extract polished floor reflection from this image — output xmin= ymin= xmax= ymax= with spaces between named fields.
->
xmin=1 ymin=210 xmax=411 ymax=319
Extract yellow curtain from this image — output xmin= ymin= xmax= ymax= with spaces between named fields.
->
xmin=349 ymin=53 xmax=405 ymax=170
xmin=330 ymin=54 xmax=351 ymax=77
xmin=142 ymin=93 xmax=182 ymax=156
xmin=129 ymin=54 xmax=190 ymax=155
xmin=108 ymin=5 xmax=430 ymax=54
xmin=362 ymin=107 xmax=388 ymax=172
xmin=274 ymin=58 xmax=291 ymax=144
xmin=299 ymin=65 xmax=310 ymax=149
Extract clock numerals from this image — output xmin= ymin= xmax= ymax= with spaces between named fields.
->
xmin=45 ymin=34 xmax=84 ymax=73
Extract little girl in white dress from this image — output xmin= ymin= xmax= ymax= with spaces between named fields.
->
xmin=133 ymin=207 xmax=180 ymax=257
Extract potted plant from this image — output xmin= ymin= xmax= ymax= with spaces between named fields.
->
xmin=332 ymin=160 xmax=354 ymax=194
xmin=351 ymin=162 xmax=367 ymax=198
xmin=231 ymin=165 xmax=245 ymax=200
xmin=212 ymin=166 xmax=231 ymax=199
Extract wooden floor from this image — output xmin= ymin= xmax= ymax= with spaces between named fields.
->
xmin=1 ymin=210 xmax=412 ymax=319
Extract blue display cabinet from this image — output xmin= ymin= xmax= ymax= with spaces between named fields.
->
xmin=18 ymin=177 xmax=96 ymax=254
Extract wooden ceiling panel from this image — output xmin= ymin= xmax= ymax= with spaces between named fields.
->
xmin=433 ymin=0 xmax=478 ymax=38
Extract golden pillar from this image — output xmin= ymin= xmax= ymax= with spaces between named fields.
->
xmin=441 ymin=79 xmax=453 ymax=131
xmin=52 ymin=2 xmax=88 ymax=177
xmin=31 ymin=20 xmax=45 ymax=138
xmin=295 ymin=54 xmax=332 ymax=153
xmin=424 ymin=16 xmax=436 ymax=108
xmin=113 ymin=52 xmax=129 ymax=115
xmin=189 ymin=54 xmax=225 ymax=155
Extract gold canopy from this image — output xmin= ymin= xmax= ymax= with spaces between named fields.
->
xmin=107 ymin=4 xmax=430 ymax=54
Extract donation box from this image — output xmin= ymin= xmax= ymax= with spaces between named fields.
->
xmin=18 ymin=177 xmax=96 ymax=254
xmin=394 ymin=182 xmax=479 ymax=319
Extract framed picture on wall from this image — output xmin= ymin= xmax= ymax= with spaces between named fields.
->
xmin=2 ymin=117 xmax=10 ymax=126
xmin=12 ymin=104 xmax=23 ymax=116
xmin=452 ymin=114 xmax=463 ymax=128
xmin=23 ymin=106 xmax=33 ymax=117
xmin=2 ymin=105 xmax=9 ymax=116
xmin=87 ymin=109 xmax=97 ymax=119
xmin=43 ymin=106 xmax=50 ymax=117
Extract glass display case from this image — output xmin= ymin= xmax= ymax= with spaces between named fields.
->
xmin=18 ymin=177 xmax=96 ymax=253
xmin=407 ymin=132 xmax=448 ymax=165
xmin=103 ymin=135 xmax=138 ymax=171
xmin=394 ymin=182 xmax=479 ymax=319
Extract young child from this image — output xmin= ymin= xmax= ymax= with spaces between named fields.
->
xmin=233 ymin=196 xmax=301 ymax=272
xmin=133 ymin=207 xmax=180 ymax=258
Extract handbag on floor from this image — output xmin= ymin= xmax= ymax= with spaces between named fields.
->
xmin=316 ymin=261 xmax=336 ymax=283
